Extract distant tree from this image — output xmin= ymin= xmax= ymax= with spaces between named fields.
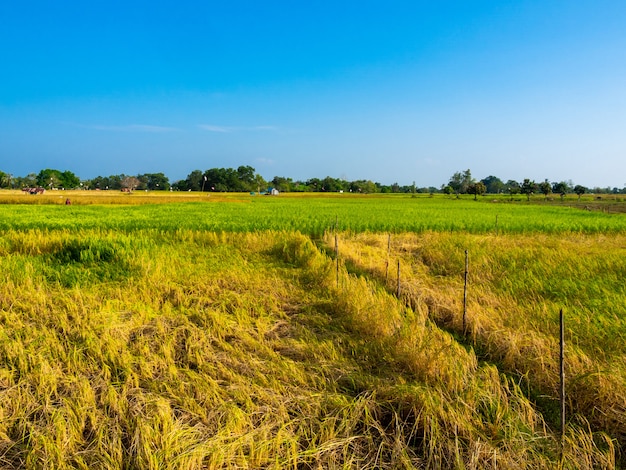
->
xmin=291 ymin=181 xmax=308 ymax=192
xmin=552 ymin=181 xmax=570 ymax=201
xmin=271 ymin=176 xmax=293 ymax=192
xmin=60 ymin=170 xmax=80 ymax=189
xmin=520 ymin=179 xmax=537 ymax=201
xmin=180 ymin=170 xmax=203 ymax=191
xmin=108 ymin=175 xmax=123 ymax=190
xmin=574 ymin=185 xmax=587 ymax=201
xmin=538 ymin=179 xmax=552 ymax=200
xmin=349 ymin=180 xmax=377 ymax=193
xmin=448 ymin=169 xmax=473 ymax=197
xmin=467 ymin=181 xmax=487 ymax=200
xmin=88 ymin=174 xmax=123 ymax=190
xmin=481 ymin=175 xmax=504 ymax=194
xmin=36 ymin=168 xmax=80 ymax=189
xmin=15 ymin=173 xmax=38 ymax=188
xmin=121 ymin=176 xmax=140 ymax=191
xmin=320 ymin=176 xmax=335 ymax=192
xmin=203 ymin=168 xmax=231 ymax=192
xmin=254 ymin=174 xmax=266 ymax=193
xmin=236 ymin=165 xmax=257 ymax=191
xmin=442 ymin=185 xmax=453 ymax=196
xmin=305 ymin=177 xmax=321 ymax=192
xmin=505 ymin=180 xmax=520 ymax=200
xmin=37 ymin=169 xmax=61 ymax=189
xmin=0 ymin=171 xmax=10 ymax=188
xmin=138 ymin=172 xmax=170 ymax=190
xmin=198 ymin=166 xmax=264 ymax=192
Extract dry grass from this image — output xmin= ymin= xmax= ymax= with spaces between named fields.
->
xmin=0 ymin=229 xmax=615 ymax=468
xmin=327 ymin=230 xmax=625 ymax=464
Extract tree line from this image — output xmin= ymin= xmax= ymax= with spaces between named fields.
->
xmin=441 ymin=169 xmax=618 ymax=200
xmin=0 ymin=166 xmax=427 ymax=194
xmin=1 ymin=166 xmax=625 ymax=196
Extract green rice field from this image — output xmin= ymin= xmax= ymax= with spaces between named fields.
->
xmin=0 ymin=191 xmax=624 ymax=468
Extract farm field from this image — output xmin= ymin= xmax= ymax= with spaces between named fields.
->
xmin=1 ymin=190 xmax=626 ymax=234
xmin=0 ymin=192 xmax=625 ymax=468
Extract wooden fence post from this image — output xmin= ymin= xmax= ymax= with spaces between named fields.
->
xmin=396 ymin=260 xmax=401 ymax=298
xmin=560 ymin=308 xmax=566 ymax=463
xmin=385 ymin=233 xmax=391 ymax=285
xmin=335 ymin=232 xmax=339 ymax=289
xmin=463 ymin=250 xmax=469 ymax=335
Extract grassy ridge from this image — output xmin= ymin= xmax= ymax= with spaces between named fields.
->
xmin=0 ymin=229 xmax=614 ymax=468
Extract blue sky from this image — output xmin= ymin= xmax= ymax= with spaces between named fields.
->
xmin=1 ymin=1 xmax=625 ymax=187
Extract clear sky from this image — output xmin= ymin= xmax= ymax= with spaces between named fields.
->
xmin=1 ymin=1 xmax=625 ymax=188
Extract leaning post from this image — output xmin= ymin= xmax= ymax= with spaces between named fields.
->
xmin=335 ymin=232 xmax=339 ymax=289
xmin=560 ymin=308 xmax=566 ymax=462
xmin=463 ymin=250 xmax=469 ymax=335
xmin=396 ymin=260 xmax=401 ymax=298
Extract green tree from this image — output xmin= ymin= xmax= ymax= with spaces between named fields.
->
xmin=505 ymin=180 xmax=520 ymax=200
xmin=480 ymin=175 xmax=504 ymax=194
xmin=37 ymin=169 xmax=62 ymax=189
xmin=468 ymin=181 xmax=487 ymax=200
xmin=448 ymin=169 xmax=473 ymax=197
xmin=552 ymin=181 xmax=570 ymax=201
xmin=538 ymin=179 xmax=552 ymax=200
xmin=306 ymin=178 xmax=322 ymax=191
xmin=88 ymin=174 xmax=124 ymax=190
xmin=60 ymin=170 xmax=80 ymax=189
xmin=349 ymin=180 xmax=377 ymax=193
xmin=36 ymin=169 xmax=80 ymax=189
xmin=271 ymin=176 xmax=293 ymax=192
xmin=15 ymin=173 xmax=38 ymax=188
xmin=321 ymin=176 xmax=346 ymax=192
xmin=237 ymin=165 xmax=257 ymax=191
xmin=183 ymin=170 xmax=204 ymax=191
xmin=253 ymin=174 xmax=266 ymax=193
xmin=574 ymin=185 xmax=587 ymax=201
xmin=138 ymin=172 xmax=170 ymax=190
xmin=520 ymin=179 xmax=537 ymax=201
xmin=0 ymin=171 xmax=10 ymax=188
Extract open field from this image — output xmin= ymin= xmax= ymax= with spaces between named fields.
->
xmin=0 ymin=193 xmax=625 ymax=468
xmin=2 ymin=190 xmax=626 ymax=234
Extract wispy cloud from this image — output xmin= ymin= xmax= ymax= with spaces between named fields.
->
xmin=73 ymin=123 xmax=179 ymax=132
xmin=197 ymin=124 xmax=234 ymax=133
xmin=255 ymin=157 xmax=275 ymax=165
xmin=198 ymin=124 xmax=278 ymax=133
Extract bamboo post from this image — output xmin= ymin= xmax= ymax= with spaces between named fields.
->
xmin=560 ymin=308 xmax=565 ymax=460
xmin=396 ymin=260 xmax=401 ymax=298
xmin=385 ymin=233 xmax=391 ymax=284
xmin=335 ymin=233 xmax=339 ymax=288
xmin=463 ymin=250 xmax=469 ymax=335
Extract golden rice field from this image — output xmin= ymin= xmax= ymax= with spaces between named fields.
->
xmin=0 ymin=190 xmax=624 ymax=468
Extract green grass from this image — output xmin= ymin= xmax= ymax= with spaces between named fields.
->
xmin=0 ymin=195 xmax=624 ymax=468
xmin=1 ymin=194 xmax=626 ymax=235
